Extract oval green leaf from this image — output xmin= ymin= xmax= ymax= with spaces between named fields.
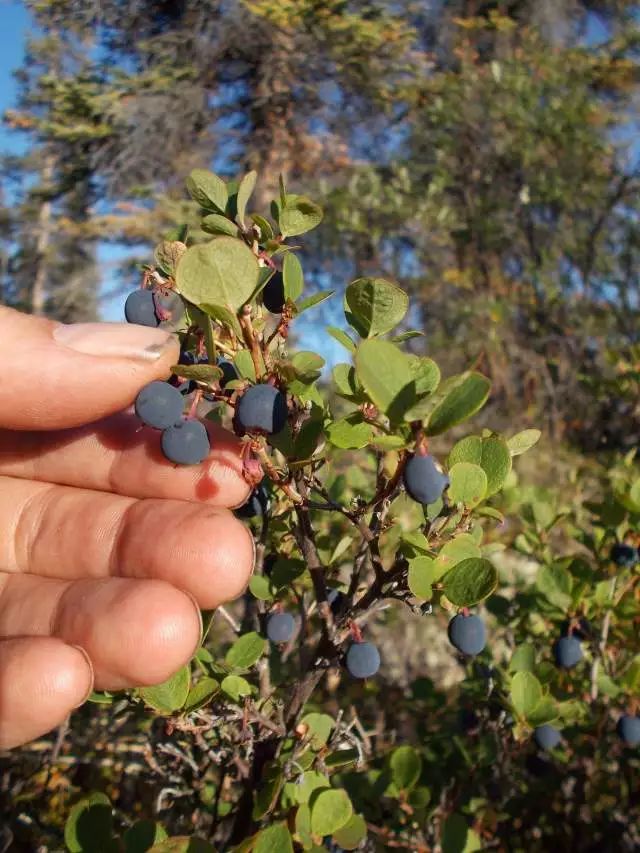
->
xmin=332 ymin=814 xmax=367 ymax=850
xmin=441 ymin=558 xmax=498 ymax=607
xmin=480 ymin=436 xmax=512 ymax=496
xmin=279 ymin=195 xmax=323 ymax=237
xmin=390 ymin=745 xmax=422 ymax=791
xmin=138 ymin=666 xmax=190 ymax=714
xmin=310 ymin=789 xmax=353 ymax=837
xmin=253 ymin=823 xmax=293 ymax=853
xmin=186 ymin=168 xmax=228 ymax=213
xmin=448 ymin=462 xmax=487 ymax=508
xmin=344 ymin=277 xmax=409 ymax=338
xmin=225 ymin=631 xmax=266 ymax=669
xmin=510 ymin=671 xmax=543 ymax=719
xmin=176 ymin=237 xmax=259 ymax=310
xmin=355 ymin=339 xmax=415 ymax=422
xmin=425 ymin=372 xmax=491 ymax=436
xmin=408 ymin=556 xmax=436 ymax=600
xmin=283 ymin=252 xmax=304 ymax=301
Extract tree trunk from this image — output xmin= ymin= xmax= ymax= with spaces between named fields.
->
xmin=31 ymin=154 xmax=54 ymax=316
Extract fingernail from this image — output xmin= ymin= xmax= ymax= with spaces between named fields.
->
xmin=53 ymin=322 xmax=178 ymax=362
xmin=70 ymin=645 xmax=95 ymax=708
xmin=185 ymin=592 xmax=205 ymax=648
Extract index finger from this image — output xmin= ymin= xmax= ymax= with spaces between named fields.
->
xmin=0 ymin=413 xmax=251 ymax=508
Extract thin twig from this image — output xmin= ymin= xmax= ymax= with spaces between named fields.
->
xmin=590 ymin=576 xmax=617 ymax=701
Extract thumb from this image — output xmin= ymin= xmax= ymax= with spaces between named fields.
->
xmin=0 ymin=306 xmax=180 ymax=430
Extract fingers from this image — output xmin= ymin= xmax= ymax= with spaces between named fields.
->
xmin=0 ymin=306 xmax=180 ymax=431
xmin=0 ymin=413 xmax=251 ymax=508
xmin=0 ymin=476 xmax=254 ymax=608
xmin=0 ymin=575 xmax=201 ymax=690
xmin=0 ymin=637 xmax=93 ymax=750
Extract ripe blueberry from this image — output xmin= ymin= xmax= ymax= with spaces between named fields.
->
xmin=134 ymin=381 xmax=184 ymax=429
xmin=235 ymin=483 xmax=270 ymax=519
xmin=125 ymin=289 xmax=158 ymax=327
xmin=448 ymin=613 xmax=486 ymax=656
xmin=266 ymin=612 xmax=295 ymax=644
xmin=235 ymin=383 xmax=288 ymax=435
xmin=403 ymin=453 xmax=449 ymax=505
xmin=161 ymin=420 xmax=210 ymax=465
xmin=345 ymin=641 xmax=380 ymax=679
xmin=610 ymin=543 xmax=638 ymax=568
xmin=617 ymin=715 xmax=640 ymax=747
xmin=218 ymin=359 xmax=239 ymax=390
xmin=534 ymin=724 xmax=561 ymax=751
xmin=553 ymin=635 xmax=582 ymax=669
xmin=262 ymin=270 xmax=285 ymax=314
xmin=327 ymin=587 xmax=345 ymax=615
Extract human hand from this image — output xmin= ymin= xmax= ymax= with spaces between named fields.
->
xmin=0 ymin=307 xmax=254 ymax=750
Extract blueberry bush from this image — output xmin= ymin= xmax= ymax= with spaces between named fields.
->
xmin=42 ymin=169 xmax=640 ymax=850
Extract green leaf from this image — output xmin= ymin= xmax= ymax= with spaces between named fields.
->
xmin=186 ymin=169 xmax=228 ymax=213
xmin=279 ymin=195 xmax=323 ymax=237
xmin=441 ymin=813 xmax=479 ymax=853
xmin=331 ymin=814 xmax=367 ymax=850
xmin=296 ymin=290 xmax=335 ymax=314
xmin=236 ymin=171 xmax=257 ymax=225
xmin=344 ymin=278 xmax=409 ymax=338
xmin=408 ymin=355 xmax=441 ymax=397
xmin=510 ymin=671 xmax=543 ymax=719
xmin=65 ymin=792 xmax=116 ymax=853
xmin=408 ymin=556 xmax=436 ymax=600
xmin=149 ymin=840 xmax=215 ymax=853
xmin=326 ymin=414 xmax=374 ymax=449
xmin=390 ymin=745 xmax=422 ymax=791
xmin=448 ymin=463 xmax=487 ymax=508
xmin=327 ymin=326 xmax=356 ymax=353
xmin=290 ymin=771 xmax=330 ymax=805
xmin=324 ymin=748 xmax=359 ymax=768
xmin=253 ymin=823 xmax=293 ymax=853
xmin=154 ymin=241 xmax=187 ymax=277
xmin=434 ymin=535 xmax=481 ymax=580
xmin=201 ymin=214 xmax=239 ymax=238
xmin=124 ymin=820 xmax=168 ymax=853
xmin=138 ymin=666 xmax=190 ymax=714
xmin=283 ymin=252 xmax=304 ymax=302
xmin=220 ymin=675 xmax=253 ymax=702
xmin=253 ymin=763 xmax=285 ymax=820
xmin=442 ymin=558 xmax=498 ymax=606
xmin=184 ymin=678 xmax=220 ymax=713
xmin=425 ymin=372 xmax=491 ymax=435
xmin=199 ymin=302 xmax=243 ymax=338
xmin=332 ymin=364 xmax=361 ymax=401
xmin=300 ymin=712 xmax=334 ymax=749
xmin=225 ymin=631 xmax=266 ymax=669
xmin=509 ymin=644 xmax=536 ymax=673
xmin=295 ymin=804 xmax=313 ymax=850
xmin=171 ymin=363 xmax=222 ymax=383
xmin=249 ymin=575 xmax=273 ymax=601
xmin=176 ymin=237 xmax=259 ymax=311
xmin=310 ymin=789 xmax=353 ymax=837
xmin=507 ymin=429 xmax=541 ymax=456
xmin=448 ymin=436 xmax=482 ymax=467
xmin=251 ymin=213 xmax=274 ymax=241
xmin=355 ymin=339 xmax=416 ymax=422
xmin=480 ymin=436 xmax=512 ymax=496
xmin=234 ymin=350 xmax=257 ymax=382
xmin=391 ymin=330 xmax=425 ymax=343
xmin=527 ymin=696 xmax=559 ymax=726
xmin=291 ymin=351 xmax=324 ymax=380
xmin=536 ymin=564 xmax=572 ymax=611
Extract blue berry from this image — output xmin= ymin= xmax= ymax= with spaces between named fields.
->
xmin=235 ymin=384 xmax=287 ymax=435
xmin=266 ymin=612 xmax=295 ymax=643
xmin=610 ymin=543 xmax=638 ymax=568
xmin=346 ymin=641 xmax=380 ymax=679
xmin=617 ymin=715 xmax=640 ymax=746
xmin=403 ymin=453 xmax=449 ymax=505
xmin=534 ymin=724 xmax=561 ymax=751
xmin=218 ymin=359 xmax=239 ymax=390
xmin=553 ymin=635 xmax=582 ymax=669
xmin=134 ymin=381 xmax=184 ymax=429
xmin=125 ymin=290 xmax=158 ymax=327
xmin=235 ymin=484 xmax=270 ymax=519
xmin=262 ymin=270 xmax=285 ymax=314
xmin=448 ymin=613 xmax=486 ymax=656
xmin=161 ymin=420 xmax=210 ymax=465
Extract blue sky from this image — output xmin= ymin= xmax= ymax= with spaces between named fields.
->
xmin=0 ymin=0 xmax=29 ymax=155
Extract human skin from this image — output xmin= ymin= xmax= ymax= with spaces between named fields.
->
xmin=0 ymin=307 xmax=254 ymax=749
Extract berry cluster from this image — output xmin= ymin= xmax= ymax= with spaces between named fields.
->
xmin=134 ymin=380 xmax=210 ymax=465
